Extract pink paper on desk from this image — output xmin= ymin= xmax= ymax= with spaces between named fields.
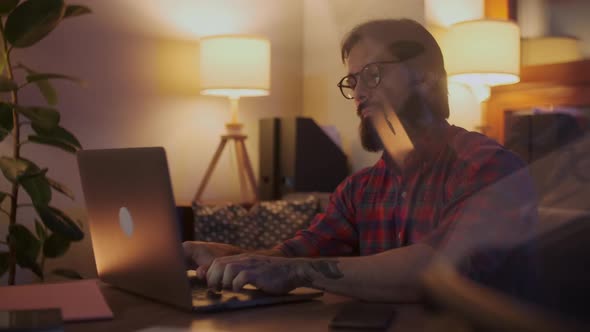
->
xmin=0 ymin=279 xmax=113 ymax=322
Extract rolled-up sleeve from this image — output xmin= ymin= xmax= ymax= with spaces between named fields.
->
xmin=274 ymin=177 xmax=359 ymax=257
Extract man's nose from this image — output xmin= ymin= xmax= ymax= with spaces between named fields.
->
xmin=353 ymin=83 xmax=369 ymax=107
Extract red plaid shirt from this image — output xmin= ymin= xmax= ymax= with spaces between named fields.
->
xmin=275 ymin=122 xmax=537 ymax=280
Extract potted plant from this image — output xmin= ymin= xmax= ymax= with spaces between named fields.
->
xmin=0 ymin=0 xmax=91 ymax=285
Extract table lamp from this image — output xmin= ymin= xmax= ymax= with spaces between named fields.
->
xmin=445 ymin=19 xmax=520 ymax=102
xmin=444 ymin=19 xmax=520 ymax=134
xmin=194 ymin=35 xmax=271 ymax=203
xmin=521 ymin=36 xmax=582 ymax=66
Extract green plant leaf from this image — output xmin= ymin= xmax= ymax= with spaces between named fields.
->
xmin=0 ymin=0 xmax=19 ymax=15
xmin=35 ymin=206 xmax=83 ymax=241
xmin=26 ymin=73 xmax=85 ymax=106
xmin=21 ymin=69 xmax=57 ymax=106
xmin=21 ymin=175 xmax=52 ymax=207
xmin=4 ymin=0 xmax=65 ymax=48
xmin=0 ymin=76 xmax=17 ymax=91
xmin=0 ymin=49 xmax=7 ymax=75
xmin=0 ymin=252 xmax=8 ymax=278
xmin=15 ymin=255 xmax=42 ymax=278
xmin=28 ymin=135 xmax=77 ymax=153
xmin=0 ymin=156 xmax=44 ymax=181
xmin=0 ymin=103 xmax=13 ymax=142
xmin=0 ymin=156 xmax=28 ymax=182
xmin=26 ymin=73 xmax=83 ymax=84
xmin=8 ymin=224 xmax=41 ymax=277
xmin=35 ymin=219 xmax=47 ymax=241
xmin=63 ymin=4 xmax=90 ymax=19
xmin=17 ymin=158 xmax=51 ymax=206
xmin=15 ymin=106 xmax=60 ymax=131
xmin=52 ymin=268 xmax=82 ymax=279
xmin=46 ymin=176 xmax=74 ymax=200
xmin=43 ymin=232 xmax=70 ymax=258
xmin=21 ymin=174 xmax=51 ymax=206
xmin=16 ymin=167 xmax=47 ymax=182
xmin=32 ymin=124 xmax=81 ymax=149
xmin=0 ymin=192 xmax=8 ymax=204
xmin=0 ymin=158 xmax=52 ymax=206
xmin=29 ymin=261 xmax=43 ymax=278
xmin=36 ymin=79 xmax=57 ymax=106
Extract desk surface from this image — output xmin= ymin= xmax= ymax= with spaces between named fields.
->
xmin=65 ymin=284 xmax=436 ymax=332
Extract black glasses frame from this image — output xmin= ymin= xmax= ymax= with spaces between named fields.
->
xmin=336 ymin=60 xmax=402 ymax=100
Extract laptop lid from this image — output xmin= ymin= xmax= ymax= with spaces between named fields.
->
xmin=77 ymin=147 xmax=193 ymax=310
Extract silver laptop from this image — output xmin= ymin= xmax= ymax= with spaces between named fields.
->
xmin=77 ymin=147 xmax=322 ymax=312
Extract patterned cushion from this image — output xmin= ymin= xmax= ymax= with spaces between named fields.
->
xmin=192 ymin=203 xmax=252 ymax=245
xmin=247 ymin=196 xmax=319 ymax=249
xmin=192 ymin=195 xmax=319 ymax=249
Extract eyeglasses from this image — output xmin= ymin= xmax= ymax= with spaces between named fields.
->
xmin=337 ymin=61 xmax=402 ymax=100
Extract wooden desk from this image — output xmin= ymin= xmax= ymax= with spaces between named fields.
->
xmin=65 ymin=284 xmax=433 ymax=332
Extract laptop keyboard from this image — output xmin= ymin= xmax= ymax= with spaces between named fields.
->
xmin=192 ymin=287 xmax=223 ymax=300
xmin=188 ymin=273 xmax=264 ymax=303
xmin=189 ymin=276 xmax=229 ymax=300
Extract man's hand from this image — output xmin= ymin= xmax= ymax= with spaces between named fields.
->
xmin=182 ymin=241 xmax=245 ymax=278
xmin=206 ymin=254 xmax=344 ymax=295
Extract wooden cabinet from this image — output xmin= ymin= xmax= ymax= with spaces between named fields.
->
xmin=485 ymin=59 xmax=590 ymax=144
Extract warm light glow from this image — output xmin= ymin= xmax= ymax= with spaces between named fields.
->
xmin=425 ymin=0 xmax=484 ymax=27
xmin=199 ymin=35 xmax=271 ymax=98
xmin=112 ymin=0 xmax=278 ymax=39
xmin=522 ymin=36 xmax=582 ymax=66
xmin=445 ymin=20 xmax=520 ymax=86
xmin=428 ymin=25 xmax=448 ymax=51
xmin=448 ymin=82 xmax=482 ymax=131
xmin=469 ymin=84 xmax=491 ymax=102
xmin=201 ymin=89 xmax=268 ymax=98
xmin=451 ymin=73 xmax=519 ymax=86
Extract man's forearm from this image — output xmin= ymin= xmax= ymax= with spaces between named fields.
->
xmin=293 ymin=243 xmax=434 ymax=302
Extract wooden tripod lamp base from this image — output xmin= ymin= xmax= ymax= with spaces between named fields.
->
xmin=193 ymin=123 xmax=258 ymax=204
xmin=196 ymin=35 xmax=270 ymax=204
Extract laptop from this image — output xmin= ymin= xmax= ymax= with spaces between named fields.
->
xmin=77 ymin=147 xmax=323 ymax=312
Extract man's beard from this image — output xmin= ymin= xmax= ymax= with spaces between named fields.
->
xmin=358 ymin=92 xmax=430 ymax=152
xmin=359 ymin=116 xmax=383 ymax=152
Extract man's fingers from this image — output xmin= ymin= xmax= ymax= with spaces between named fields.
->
xmin=222 ymin=263 xmax=243 ymax=289
xmin=205 ymin=255 xmax=268 ymax=291
xmin=195 ymin=265 xmax=209 ymax=279
xmin=206 ymin=259 xmax=226 ymax=290
xmin=232 ymin=270 xmax=255 ymax=292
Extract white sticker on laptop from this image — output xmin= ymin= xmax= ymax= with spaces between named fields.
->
xmin=119 ymin=207 xmax=134 ymax=237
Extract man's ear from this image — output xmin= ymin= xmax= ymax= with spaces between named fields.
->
xmin=416 ymin=72 xmax=443 ymax=96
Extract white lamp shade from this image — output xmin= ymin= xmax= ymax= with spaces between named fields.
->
xmin=445 ymin=20 xmax=520 ymax=86
xmin=199 ymin=35 xmax=270 ymax=98
xmin=522 ymin=37 xmax=582 ymax=66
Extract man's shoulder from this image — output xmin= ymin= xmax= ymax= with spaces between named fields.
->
xmin=448 ymin=125 xmax=526 ymax=172
xmin=449 ymin=126 xmax=502 ymax=155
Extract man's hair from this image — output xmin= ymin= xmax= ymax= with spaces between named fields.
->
xmin=341 ymin=19 xmax=450 ymax=120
